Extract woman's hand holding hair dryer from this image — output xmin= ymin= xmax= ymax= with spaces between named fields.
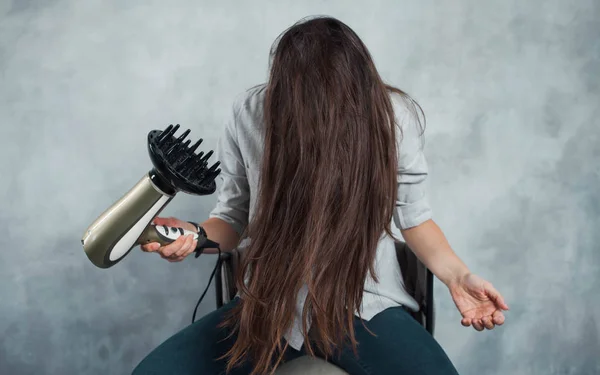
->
xmin=140 ymin=217 xmax=198 ymax=262
xmin=140 ymin=216 xmax=241 ymax=262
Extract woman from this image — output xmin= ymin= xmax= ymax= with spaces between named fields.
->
xmin=134 ymin=16 xmax=508 ymax=375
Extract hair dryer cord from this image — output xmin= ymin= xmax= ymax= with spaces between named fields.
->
xmin=191 ymin=246 xmax=222 ymax=323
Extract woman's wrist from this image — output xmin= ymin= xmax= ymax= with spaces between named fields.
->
xmin=187 ymin=221 xmax=205 ymax=236
xmin=442 ymin=267 xmax=471 ymax=288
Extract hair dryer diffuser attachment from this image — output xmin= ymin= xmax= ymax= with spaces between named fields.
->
xmin=148 ymin=124 xmax=221 ymax=195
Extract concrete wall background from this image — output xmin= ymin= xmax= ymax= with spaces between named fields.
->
xmin=1 ymin=0 xmax=598 ymax=374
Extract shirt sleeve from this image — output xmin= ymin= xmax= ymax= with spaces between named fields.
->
xmin=392 ymin=96 xmax=433 ymax=230
xmin=208 ymin=97 xmax=250 ymax=236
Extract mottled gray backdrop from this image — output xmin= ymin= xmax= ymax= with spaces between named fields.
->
xmin=1 ymin=0 xmax=598 ymax=374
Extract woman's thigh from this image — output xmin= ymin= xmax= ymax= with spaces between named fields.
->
xmin=329 ymin=307 xmax=460 ymax=375
xmin=132 ymin=299 xmax=253 ymax=375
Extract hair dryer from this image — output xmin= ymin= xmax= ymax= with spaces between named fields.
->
xmin=81 ymin=124 xmax=221 ymax=269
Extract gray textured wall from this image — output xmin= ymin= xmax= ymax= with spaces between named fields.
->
xmin=1 ymin=0 xmax=598 ymax=374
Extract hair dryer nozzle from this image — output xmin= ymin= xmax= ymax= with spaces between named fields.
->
xmin=148 ymin=124 xmax=221 ymax=195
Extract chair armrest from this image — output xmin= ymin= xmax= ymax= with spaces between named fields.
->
xmin=215 ymin=249 xmax=243 ymax=308
xmin=425 ymin=268 xmax=435 ymax=335
xmin=215 ymin=251 xmax=235 ymax=308
xmin=395 ymin=240 xmax=435 ymax=335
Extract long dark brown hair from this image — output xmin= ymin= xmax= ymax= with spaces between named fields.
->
xmin=221 ymin=16 xmax=423 ymax=375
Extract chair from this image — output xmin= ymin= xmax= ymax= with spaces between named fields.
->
xmin=214 ymin=240 xmax=435 ymax=374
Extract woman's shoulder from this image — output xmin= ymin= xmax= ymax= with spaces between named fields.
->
xmin=388 ymin=89 xmax=425 ymax=134
xmin=226 ymin=84 xmax=268 ymax=139
xmin=231 ymin=83 xmax=268 ymax=116
xmin=388 ymin=89 xmax=417 ymax=116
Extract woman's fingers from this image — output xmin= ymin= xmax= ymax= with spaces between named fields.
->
xmin=464 ymin=311 xmax=504 ymax=331
xmin=492 ymin=310 xmax=505 ymax=326
xmin=484 ymin=283 xmax=510 ymax=311
xmin=140 ymin=242 xmax=160 ymax=252
xmin=152 ymin=216 xmax=179 ymax=227
xmin=481 ymin=316 xmax=495 ymax=330
xmin=157 ymin=234 xmax=197 ymax=262
xmin=152 ymin=217 xmax=169 ymax=227
xmin=472 ymin=319 xmax=484 ymax=331
xmin=159 ymin=237 xmax=186 ymax=257
xmin=175 ymin=235 xmax=197 ymax=258
xmin=159 ymin=252 xmax=183 ymax=262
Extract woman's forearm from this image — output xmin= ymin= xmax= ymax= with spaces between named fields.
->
xmin=400 ymin=219 xmax=470 ymax=287
xmin=199 ymin=217 xmax=242 ymax=254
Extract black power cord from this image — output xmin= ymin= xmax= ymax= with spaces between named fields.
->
xmin=191 ymin=246 xmax=222 ymax=323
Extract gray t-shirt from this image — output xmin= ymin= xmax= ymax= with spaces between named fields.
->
xmin=209 ymin=84 xmax=432 ymax=350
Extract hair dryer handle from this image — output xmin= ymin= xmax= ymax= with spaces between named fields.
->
xmin=82 ymin=173 xmax=174 ymax=268
xmin=137 ymin=225 xmax=219 ymax=258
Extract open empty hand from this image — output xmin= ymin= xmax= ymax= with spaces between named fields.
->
xmin=448 ymin=273 xmax=509 ymax=331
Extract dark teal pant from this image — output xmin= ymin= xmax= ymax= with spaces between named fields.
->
xmin=133 ymin=299 xmax=459 ymax=375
